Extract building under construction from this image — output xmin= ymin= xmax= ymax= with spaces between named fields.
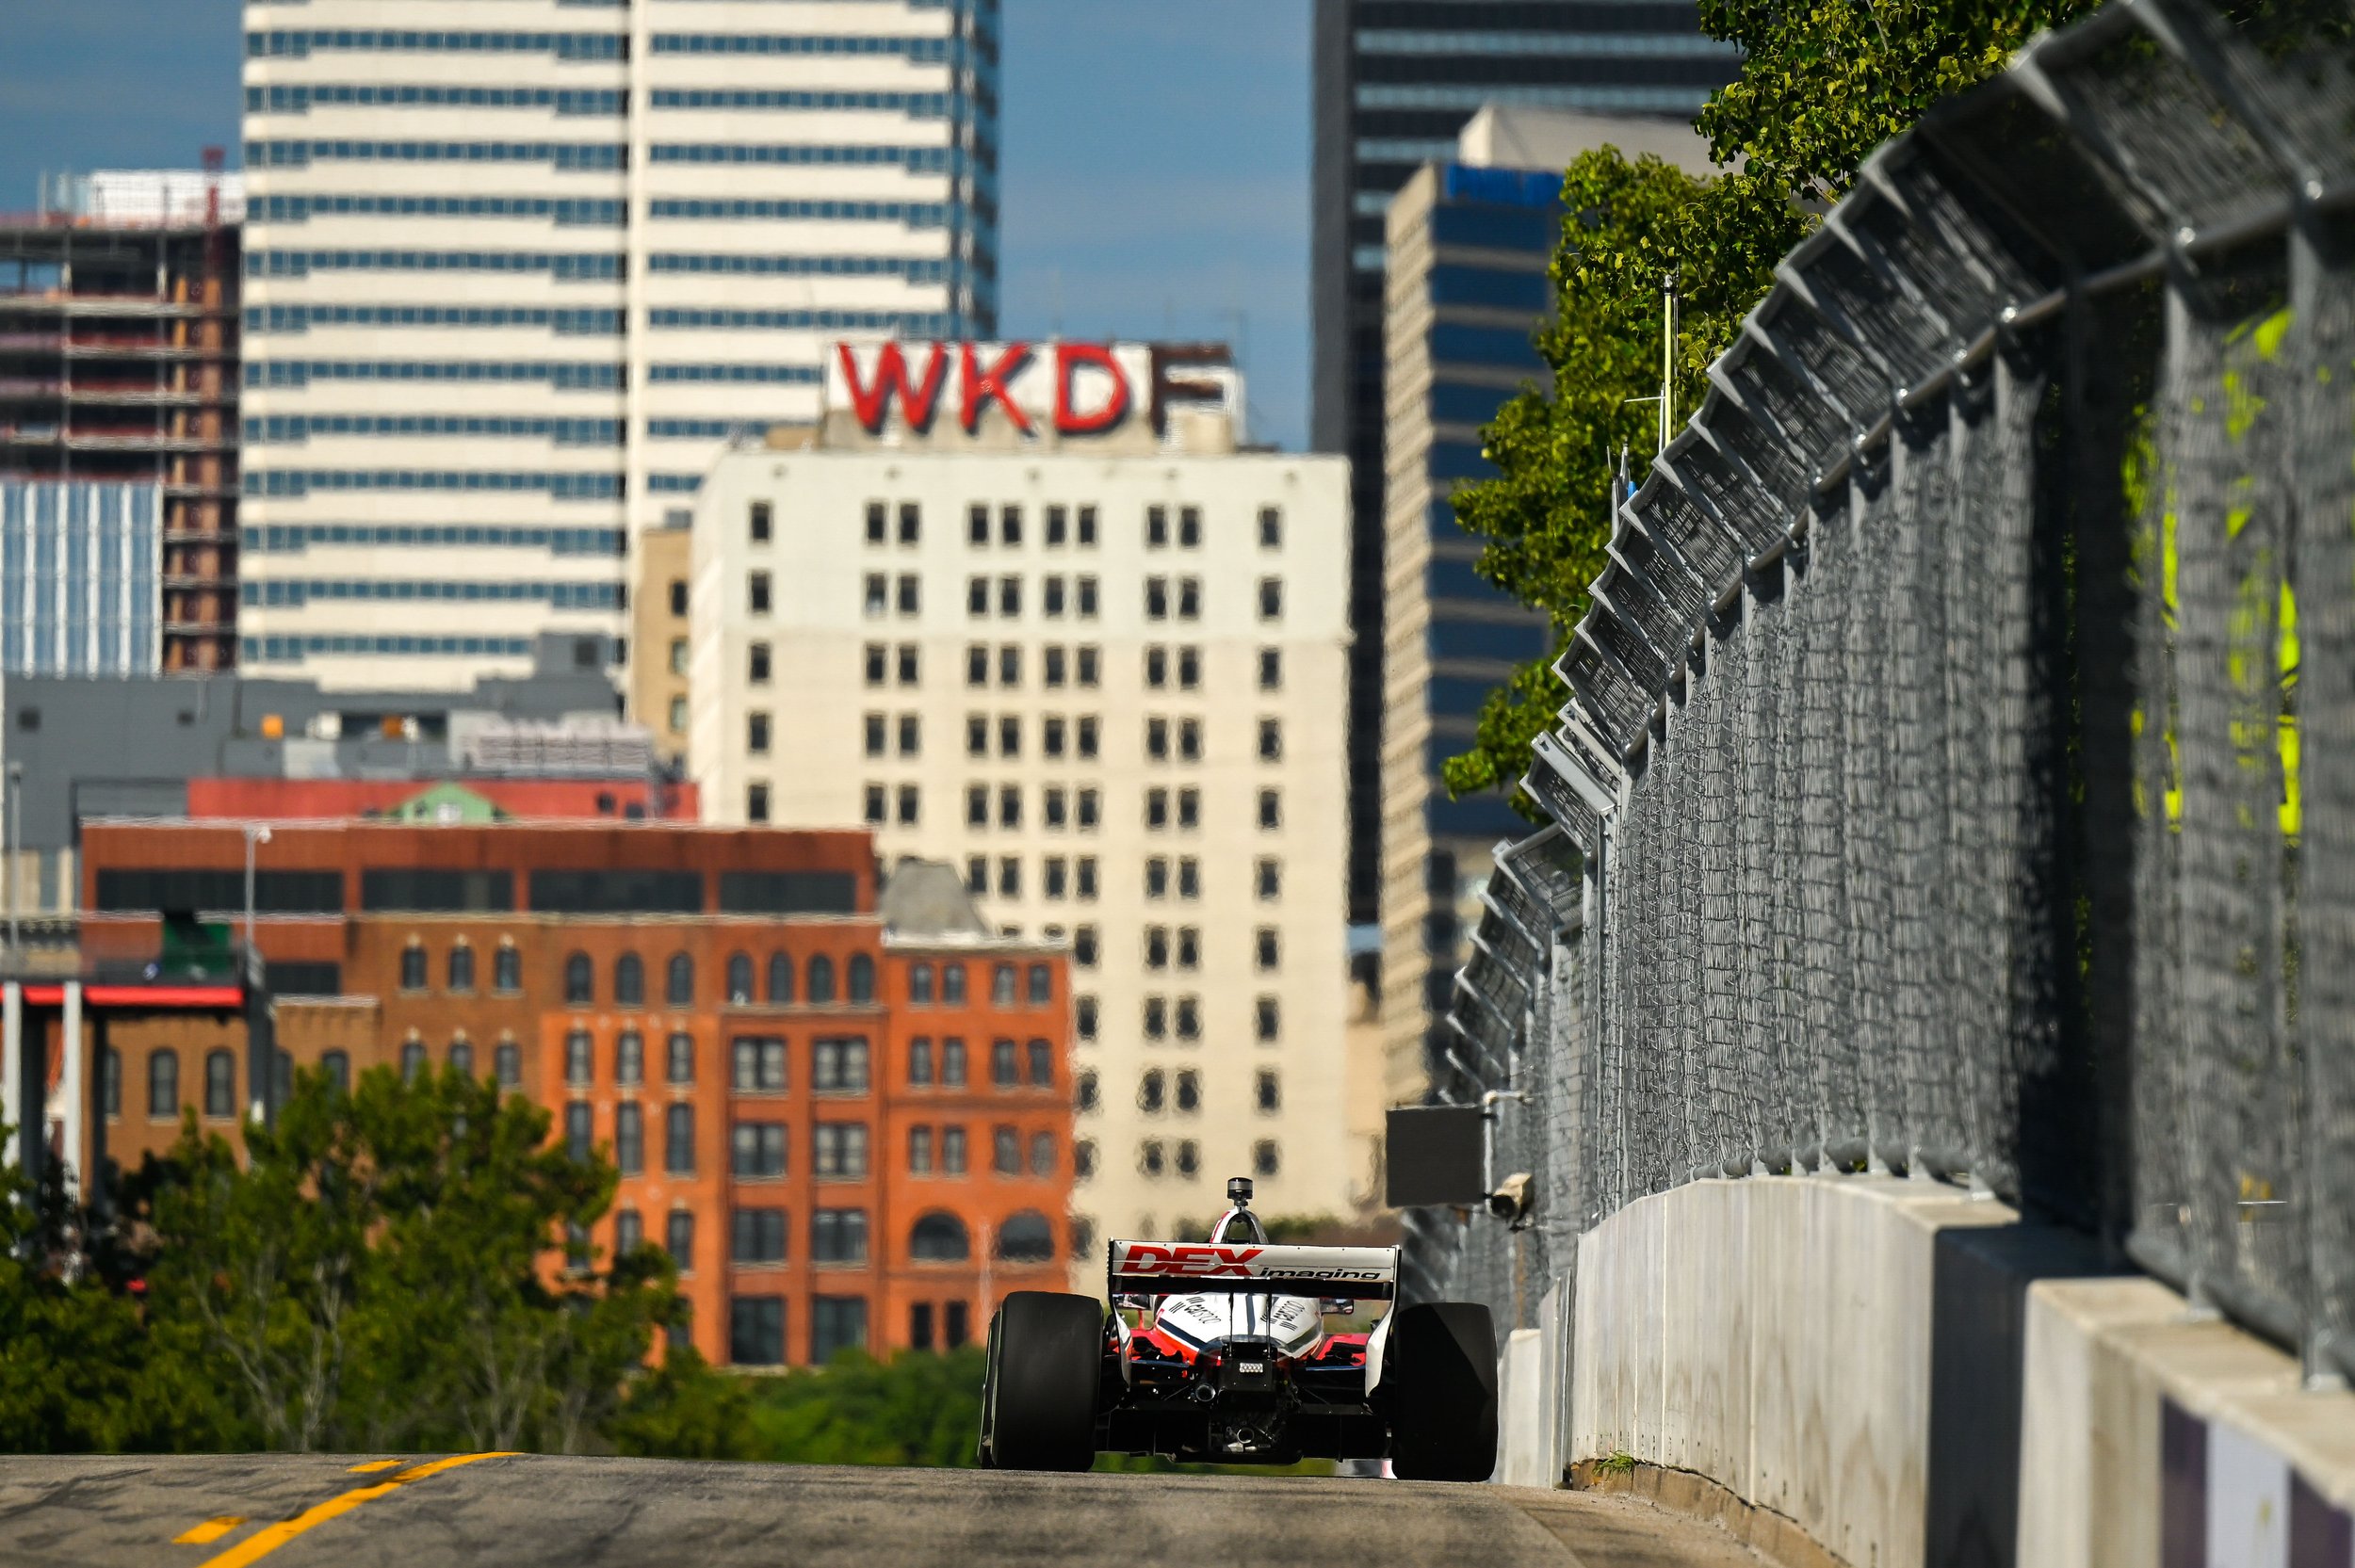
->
xmin=0 ymin=166 xmax=241 ymax=674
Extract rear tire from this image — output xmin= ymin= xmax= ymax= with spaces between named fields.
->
xmin=1388 ymin=1301 xmax=1497 ymax=1482
xmin=986 ymin=1291 xmax=1103 ymax=1472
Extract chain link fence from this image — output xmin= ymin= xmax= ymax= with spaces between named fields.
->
xmin=1408 ymin=0 xmax=2355 ymax=1385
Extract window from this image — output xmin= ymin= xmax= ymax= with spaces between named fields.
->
xmin=1044 ymin=857 xmax=1068 ymax=898
xmin=864 ymin=713 xmax=885 ymax=758
xmin=1077 ymin=505 xmax=1099 ymax=545
xmin=897 ymin=784 xmax=921 ymax=826
xmin=495 ymin=1041 xmax=521 ymax=1088
xmin=998 ymin=576 xmax=1021 ymax=617
xmin=814 ymin=1037 xmax=870 ymax=1093
xmin=1178 ymin=859 xmax=1200 ymax=898
xmin=616 ymin=1208 xmax=643 ymax=1258
xmin=1176 ymin=929 xmax=1199 ymax=970
xmin=812 ymin=1208 xmax=869 ymax=1265
xmin=1178 ymin=578 xmax=1200 ymax=619
xmin=908 ymin=1124 xmax=935 ymax=1172
xmin=999 ymin=716 xmax=1021 ymax=759
xmin=1179 ymin=719 xmax=1202 ymax=761
xmin=1258 ymin=577 xmax=1282 ymax=621
xmin=1078 ymin=576 xmax=1100 ymax=618
xmin=615 ymin=1103 xmax=643 ymax=1174
xmin=446 ymin=942 xmax=476 ymax=993
xmin=1045 ymin=504 xmax=1069 ymax=545
xmin=204 ymin=1049 xmax=236 ymax=1118
xmin=1146 ymin=505 xmax=1169 ymax=547
xmin=400 ymin=1039 xmax=428 ymax=1082
xmin=666 ymin=1104 xmax=696 ymax=1174
xmin=495 ymin=943 xmax=521 ymax=994
xmin=1177 ymin=1140 xmax=1201 ymax=1179
xmin=911 ymin=1211 xmax=970 ymax=1261
xmin=318 ymin=1049 xmax=349 ymax=1095
xmin=748 ymin=784 xmax=771 ymax=824
xmin=1044 ymin=787 xmax=1068 ymax=829
xmin=909 ymin=1036 xmax=934 ymax=1086
xmin=942 ymin=1036 xmax=968 ymax=1086
xmin=1137 ymin=1068 xmax=1171 ymax=1114
xmin=1026 ymin=963 xmax=1051 ymax=1007
xmin=1078 ymin=646 xmax=1099 ymax=686
xmin=1176 ymin=1069 xmax=1201 ymax=1113
xmin=565 ymin=1029 xmax=593 ymax=1087
xmin=814 ymin=1123 xmax=869 ymax=1179
xmin=1044 ymin=576 xmax=1066 ymax=617
xmin=998 ymin=857 xmax=1022 ymax=897
xmin=726 ymin=953 xmax=754 ymax=1004
xmin=910 ymin=962 xmax=934 ymax=1005
xmin=1253 ymin=1140 xmax=1280 ymax=1178
xmin=1045 ymin=646 xmax=1067 ymax=687
xmin=865 ymin=573 xmax=888 ymax=616
xmin=749 ymin=712 xmax=772 ymax=755
xmin=731 ymin=1296 xmax=785 ymax=1366
xmin=1145 ymin=858 xmax=1170 ymax=899
xmin=865 ymin=643 xmax=886 ymax=686
xmin=1177 ymin=996 xmax=1202 ymax=1040
xmin=813 ymin=1297 xmax=869 ymax=1363
xmin=1077 ymin=997 xmax=1098 ymax=1041
xmin=733 ymin=1122 xmax=788 ymax=1177
xmin=1255 ymin=996 xmax=1280 ymax=1043
xmin=1144 ymin=996 xmax=1167 ymax=1041
xmin=1146 ymin=788 xmax=1169 ymax=829
xmin=899 ymin=502 xmax=921 ymax=544
xmin=614 ymin=952 xmax=644 ymax=1006
xmin=1074 ymin=926 xmax=1099 ymax=967
xmin=910 ymin=1301 xmax=935 ymax=1350
xmin=942 ymin=1124 xmax=968 ymax=1173
xmin=670 ymin=579 xmax=689 ymax=617
xmin=617 ymin=1030 xmax=645 ymax=1086
xmin=666 ymin=952 xmax=694 ymax=1006
xmin=1178 ymin=647 xmax=1200 ymax=689
xmin=1145 ymin=576 xmax=1168 ymax=619
xmin=943 ymin=964 xmax=967 ymax=1005
xmin=1256 ymin=1070 xmax=1281 ymax=1113
xmin=1177 ymin=788 xmax=1200 ymax=830
xmin=849 ymin=954 xmax=876 ymax=1003
xmin=808 ymin=955 xmax=836 ymax=1004
xmin=1259 ymin=719 xmax=1283 ymax=762
xmin=1259 ymin=505 xmax=1282 ymax=547
xmin=1259 ymin=789 xmax=1283 ymax=830
xmin=399 ymin=942 xmax=427 ymax=992
xmin=898 ymin=714 xmax=920 ymax=756
xmin=967 ymin=575 xmax=989 ymax=616
xmin=732 ymin=1036 xmax=787 ymax=1091
xmin=1178 ymin=506 xmax=1201 ymax=547
xmin=966 ymin=716 xmax=989 ymax=760
xmin=566 ymin=1102 xmax=593 ymax=1161
xmin=991 ymin=1038 xmax=1019 ymax=1088
xmin=863 ymin=501 xmax=886 ymax=544
xmin=1140 ymin=1140 xmax=1166 ymax=1177
xmin=897 ymin=643 xmax=919 ymax=685
xmin=1145 ymin=647 xmax=1167 ymax=688
xmin=1076 ymin=859 xmax=1098 ymax=900
xmin=992 ymin=962 xmax=1018 ymax=1007
xmin=999 ymin=645 xmax=1022 ymax=686
xmin=750 ymin=573 xmax=771 ymax=614
xmin=754 ymin=500 xmax=775 ymax=543
xmin=1256 ymin=928 xmax=1280 ymax=971
xmin=897 ymin=574 xmax=919 ymax=615
xmin=767 ymin=952 xmax=794 ymax=1003
xmin=994 ymin=1125 xmax=1021 ymax=1175
xmin=966 ymin=644 xmax=989 ymax=686
xmin=1256 ymin=859 xmax=1282 ymax=900
xmin=1147 ymin=719 xmax=1169 ymax=761
xmin=733 ymin=1207 xmax=788 ymax=1265
xmin=667 ymin=1032 xmax=695 ymax=1085
xmin=1078 ymin=719 xmax=1099 ymax=760
xmin=1145 ymin=927 xmax=1170 ymax=970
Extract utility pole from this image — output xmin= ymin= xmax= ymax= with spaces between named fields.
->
xmin=1659 ymin=271 xmax=1679 ymax=453
xmin=7 ymin=761 xmax=22 ymax=954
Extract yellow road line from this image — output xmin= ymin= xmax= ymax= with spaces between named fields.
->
xmin=345 ymin=1460 xmax=400 ymax=1474
xmin=172 ymin=1519 xmax=245 ymax=1545
xmin=191 ymin=1452 xmax=518 ymax=1568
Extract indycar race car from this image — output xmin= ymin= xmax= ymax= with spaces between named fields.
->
xmin=977 ymin=1177 xmax=1496 ymax=1479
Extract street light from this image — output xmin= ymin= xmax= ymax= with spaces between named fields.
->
xmin=242 ymin=822 xmax=272 ymax=975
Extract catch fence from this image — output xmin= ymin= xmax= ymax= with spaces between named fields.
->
xmin=1409 ymin=0 xmax=2355 ymax=1385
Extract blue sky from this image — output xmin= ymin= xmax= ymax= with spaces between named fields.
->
xmin=0 ymin=0 xmax=1313 ymax=450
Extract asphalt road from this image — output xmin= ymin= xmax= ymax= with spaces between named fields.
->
xmin=0 ymin=1454 xmax=1768 ymax=1568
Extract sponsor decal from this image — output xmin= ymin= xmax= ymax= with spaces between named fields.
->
xmin=1113 ymin=1243 xmax=1389 ymax=1283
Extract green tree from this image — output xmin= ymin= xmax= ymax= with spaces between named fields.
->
xmin=743 ymin=1347 xmax=989 ymax=1467
xmin=0 ymin=1140 xmax=153 ymax=1451
xmin=1440 ymin=0 xmax=2100 ymax=807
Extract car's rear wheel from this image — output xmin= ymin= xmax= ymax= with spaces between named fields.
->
xmin=985 ymin=1291 xmax=1103 ymax=1472
xmin=1388 ymin=1301 xmax=1498 ymax=1481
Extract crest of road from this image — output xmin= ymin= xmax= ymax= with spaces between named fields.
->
xmin=0 ymin=1454 xmax=1771 ymax=1568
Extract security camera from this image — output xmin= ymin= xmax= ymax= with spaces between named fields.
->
xmin=1486 ymin=1172 xmax=1534 ymax=1226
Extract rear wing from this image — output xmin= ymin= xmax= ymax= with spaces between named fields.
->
xmin=1106 ymin=1239 xmax=1400 ymax=1301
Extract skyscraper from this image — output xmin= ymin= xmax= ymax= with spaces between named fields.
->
xmin=1311 ymin=0 xmax=1738 ymax=923
xmin=237 ymin=0 xmax=999 ymax=690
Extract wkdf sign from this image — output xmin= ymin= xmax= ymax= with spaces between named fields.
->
xmin=825 ymin=341 xmax=1234 ymax=445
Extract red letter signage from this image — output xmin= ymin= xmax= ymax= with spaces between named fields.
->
xmin=837 ymin=342 xmax=950 ymax=432
xmin=960 ymin=342 xmax=1034 ymax=435
xmin=1052 ymin=343 xmax=1130 ymax=435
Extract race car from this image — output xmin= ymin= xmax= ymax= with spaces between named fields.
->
xmin=977 ymin=1177 xmax=1496 ymax=1480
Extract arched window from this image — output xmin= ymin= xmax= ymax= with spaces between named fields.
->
xmin=941 ymin=962 xmax=967 ymax=1005
xmin=614 ymin=952 xmax=644 ymax=1006
xmin=563 ymin=951 xmax=593 ymax=1005
xmin=766 ymin=952 xmax=794 ymax=1003
xmin=448 ymin=1038 xmax=475 ymax=1076
xmin=399 ymin=941 xmax=428 ymax=992
xmin=1026 ymin=1040 xmax=1053 ymax=1088
xmin=201 ymin=1049 xmax=235 ymax=1117
xmin=994 ymin=1210 xmax=1055 ymax=1263
xmin=666 ymin=952 xmax=694 ymax=1006
xmin=848 ymin=953 xmax=876 ymax=1004
xmin=495 ymin=941 xmax=522 ymax=994
xmin=565 ymin=1030 xmax=593 ymax=1087
xmin=909 ymin=962 xmax=934 ymax=1005
xmin=909 ymin=1211 xmax=970 ymax=1262
xmin=1030 ymin=1132 xmax=1056 ymax=1176
xmin=726 ymin=952 xmax=754 ymax=1004
xmin=991 ymin=1040 xmax=1019 ymax=1088
xmin=447 ymin=942 xmax=476 ymax=993
xmin=991 ymin=962 xmax=1017 ymax=1005
xmin=400 ymin=1038 xmax=428 ymax=1083
xmin=1027 ymin=962 xmax=1052 ymax=1006
xmin=807 ymin=955 xmax=836 ymax=1004
xmin=321 ymin=1049 xmax=351 ymax=1093
xmin=616 ymin=1030 xmax=644 ymax=1086
xmin=494 ymin=1039 xmax=522 ymax=1090
xmin=147 ymin=1049 xmax=178 ymax=1117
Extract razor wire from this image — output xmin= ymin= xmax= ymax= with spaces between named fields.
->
xmin=1413 ymin=0 xmax=2355 ymax=1383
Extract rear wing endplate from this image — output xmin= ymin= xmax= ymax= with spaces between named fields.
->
xmin=1105 ymin=1240 xmax=1400 ymax=1301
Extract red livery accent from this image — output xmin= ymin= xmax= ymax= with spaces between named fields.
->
xmin=1116 ymin=1242 xmax=1266 ymax=1278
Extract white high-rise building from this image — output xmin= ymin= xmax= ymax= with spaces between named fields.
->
xmin=237 ymin=0 xmax=999 ymax=689
xmin=689 ymin=341 xmax=1358 ymax=1284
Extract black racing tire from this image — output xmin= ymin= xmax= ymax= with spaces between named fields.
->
xmin=986 ymin=1291 xmax=1104 ymax=1472
xmin=1387 ymin=1301 xmax=1498 ymax=1482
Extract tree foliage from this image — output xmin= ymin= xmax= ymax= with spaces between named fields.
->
xmin=1441 ymin=0 xmax=2100 ymax=807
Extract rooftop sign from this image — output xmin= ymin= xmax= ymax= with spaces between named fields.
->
xmin=825 ymin=341 xmax=1239 ymax=448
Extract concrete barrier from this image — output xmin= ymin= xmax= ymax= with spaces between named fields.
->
xmin=1522 ymin=1174 xmax=2355 ymax=1568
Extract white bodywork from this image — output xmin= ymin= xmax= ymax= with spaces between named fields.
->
xmin=1151 ymin=1292 xmax=1326 ymax=1360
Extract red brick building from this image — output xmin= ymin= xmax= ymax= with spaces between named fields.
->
xmin=76 ymin=820 xmax=1074 ymax=1367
